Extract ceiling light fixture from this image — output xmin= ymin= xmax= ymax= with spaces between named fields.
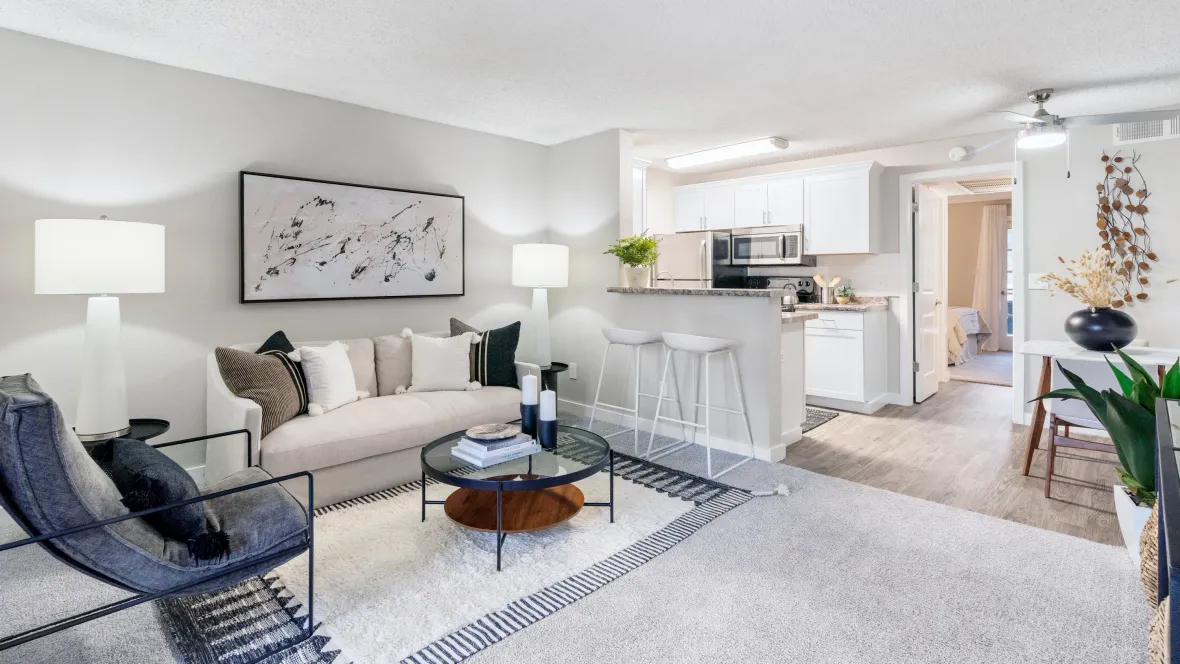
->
xmin=666 ymin=137 xmax=789 ymax=169
xmin=1016 ymin=123 xmax=1067 ymax=149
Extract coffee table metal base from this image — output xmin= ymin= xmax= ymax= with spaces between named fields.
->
xmin=422 ymin=451 xmax=615 ymax=571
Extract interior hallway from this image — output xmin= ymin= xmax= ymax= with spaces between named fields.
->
xmin=783 ymin=380 xmax=1120 ymax=545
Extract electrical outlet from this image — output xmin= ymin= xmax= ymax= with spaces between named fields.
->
xmin=569 ymin=363 xmax=577 ymax=380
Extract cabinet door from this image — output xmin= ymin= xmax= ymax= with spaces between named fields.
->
xmin=804 ymin=328 xmax=865 ymax=401
xmin=733 ymin=183 xmax=768 ymax=228
xmin=766 ymin=177 xmax=804 ymax=227
xmin=674 ymin=188 xmax=706 ymax=232
xmin=703 ymin=186 xmax=736 ymax=230
xmin=804 ymin=171 xmax=871 ymax=254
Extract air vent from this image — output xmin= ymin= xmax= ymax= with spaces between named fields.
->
xmin=955 ymin=177 xmax=1012 ymax=195
xmin=1114 ymin=115 xmax=1180 ymax=145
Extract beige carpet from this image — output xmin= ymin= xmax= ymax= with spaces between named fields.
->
xmin=950 ymin=351 xmax=1012 ymax=386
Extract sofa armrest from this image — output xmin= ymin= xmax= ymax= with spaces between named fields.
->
xmin=205 ymin=354 xmax=262 ymax=486
xmin=515 ymin=361 xmax=541 ymax=385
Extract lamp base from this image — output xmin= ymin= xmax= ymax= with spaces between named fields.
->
xmin=75 ymin=296 xmax=130 ymax=440
xmin=532 ymin=287 xmax=552 ymax=367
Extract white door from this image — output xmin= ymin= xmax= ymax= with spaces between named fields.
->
xmin=674 ymin=188 xmax=705 ymax=232
xmin=1000 ymin=224 xmax=1014 ymax=351
xmin=913 ymin=183 xmax=942 ymax=402
xmin=804 ymin=171 xmax=870 ymax=254
xmin=703 ymin=186 xmax=736 ymax=230
xmin=734 ymin=183 xmax=768 ymax=228
xmin=767 ymin=177 xmax=804 ymax=227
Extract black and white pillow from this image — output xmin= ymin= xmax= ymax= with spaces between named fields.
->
xmin=256 ymin=330 xmax=308 ymax=415
xmin=450 ymin=319 xmax=520 ymax=389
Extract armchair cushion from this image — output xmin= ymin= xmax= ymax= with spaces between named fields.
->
xmin=108 ymin=438 xmax=229 ymax=561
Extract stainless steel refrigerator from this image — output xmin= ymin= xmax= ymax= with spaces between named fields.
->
xmin=652 ymin=231 xmax=743 ymax=289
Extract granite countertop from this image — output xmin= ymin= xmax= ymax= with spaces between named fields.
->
xmin=794 ymin=296 xmax=889 ymax=312
xmin=781 ymin=311 xmax=819 ymax=324
xmin=607 ymin=286 xmax=787 ymax=298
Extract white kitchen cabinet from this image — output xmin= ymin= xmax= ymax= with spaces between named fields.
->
xmin=766 ymin=177 xmax=804 ymax=227
xmin=703 ymin=186 xmax=735 ymax=230
xmin=674 ymin=188 xmax=705 ymax=232
xmin=804 ymin=309 xmax=888 ymax=413
xmin=803 ymin=162 xmax=881 ymax=254
xmin=734 ymin=183 xmax=768 ymax=228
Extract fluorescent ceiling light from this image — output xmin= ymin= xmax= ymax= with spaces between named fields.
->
xmin=666 ymin=137 xmax=788 ymax=169
xmin=1016 ymin=124 xmax=1067 ymax=149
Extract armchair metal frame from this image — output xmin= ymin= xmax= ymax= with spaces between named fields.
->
xmin=0 ymin=429 xmax=315 ymax=662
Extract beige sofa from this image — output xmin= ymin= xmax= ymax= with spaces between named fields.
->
xmin=206 ymin=333 xmax=537 ymax=506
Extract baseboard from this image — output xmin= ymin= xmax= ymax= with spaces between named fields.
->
xmin=558 ymin=398 xmax=786 ymax=463
xmin=186 ymin=465 xmax=205 ymax=486
xmin=805 ymin=393 xmax=889 ymax=415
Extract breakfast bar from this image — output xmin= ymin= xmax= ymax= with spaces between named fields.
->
xmin=605 ymin=286 xmax=816 ymax=462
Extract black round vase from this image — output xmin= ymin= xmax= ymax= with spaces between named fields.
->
xmin=1064 ymin=307 xmax=1137 ymax=351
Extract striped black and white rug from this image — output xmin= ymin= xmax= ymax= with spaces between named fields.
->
xmin=158 ymin=438 xmax=751 ymax=664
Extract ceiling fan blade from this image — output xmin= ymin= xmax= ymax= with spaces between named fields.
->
xmin=994 ymin=110 xmax=1046 ymax=124
xmin=1064 ymin=109 xmax=1180 ymax=127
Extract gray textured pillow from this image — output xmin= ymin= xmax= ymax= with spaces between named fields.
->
xmin=215 ymin=347 xmax=302 ymax=438
xmin=450 ymin=318 xmax=521 ymax=389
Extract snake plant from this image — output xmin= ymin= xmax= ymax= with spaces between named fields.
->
xmin=1033 ymin=346 xmax=1180 ymax=506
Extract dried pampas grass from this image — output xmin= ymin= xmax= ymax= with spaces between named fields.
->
xmin=1044 ymin=247 xmax=1121 ymax=309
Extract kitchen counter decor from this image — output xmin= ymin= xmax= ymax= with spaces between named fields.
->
xmin=605 ymin=232 xmax=659 ymax=288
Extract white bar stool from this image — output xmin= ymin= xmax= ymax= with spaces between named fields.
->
xmin=647 ymin=332 xmax=755 ymax=479
xmin=589 ymin=328 xmax=686 ymax=453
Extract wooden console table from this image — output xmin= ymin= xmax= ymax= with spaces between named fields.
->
xmin=1018 ymin=340 xmax=1178 ymax=476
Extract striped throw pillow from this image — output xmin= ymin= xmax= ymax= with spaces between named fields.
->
xmin=450 ymin=319 xmax=521 ymax=389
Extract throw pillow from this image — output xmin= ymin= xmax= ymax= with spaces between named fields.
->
xmin=407 ymin=330 xmax=482 ymax=393
xmin=108 ymin=438 xmax=229 ymax=561
xmin=256 ymin=330 xmax=308 ymax=415
xmin=215 ymin=347 xmax=304 ymax=438
xmin=450 ymin=318 xmax=521 ymax=389
xmin=294 ymin=341 xmax=369 ymax=415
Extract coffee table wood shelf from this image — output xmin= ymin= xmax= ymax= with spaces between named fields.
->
xmin=443 ymin=474 xmax=584 ymax=533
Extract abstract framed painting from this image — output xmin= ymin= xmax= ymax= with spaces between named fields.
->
xmin=239 ymin=171 xmax=464 ymax=303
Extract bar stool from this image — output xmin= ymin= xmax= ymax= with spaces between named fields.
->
xmin=647 ymin=332 xmax=755 ymax=479
xmin=589 ymin=328 xmax=686 ymax=453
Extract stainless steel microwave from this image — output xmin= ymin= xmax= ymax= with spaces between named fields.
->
xmin=729 ymin=225 xmax=817 ymax=266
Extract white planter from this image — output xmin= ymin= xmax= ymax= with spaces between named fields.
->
xmin=1113 ymin=484 xmax=1153 ymax=566
xmin=621 ymin=265 xmax=651 ymax=288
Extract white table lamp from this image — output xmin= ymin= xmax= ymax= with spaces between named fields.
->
xmin=35 ymin=218 xmax=165 ymax=441
xmin=512 ymin=244 xmax=568 ymax=367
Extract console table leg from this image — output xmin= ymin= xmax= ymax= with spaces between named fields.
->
xmin=1021 ymin=356 xmax=1052 ymax=476
xmin=496 ymin=484 xmax=503 ymax=572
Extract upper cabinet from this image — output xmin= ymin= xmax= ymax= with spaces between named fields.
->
xmin=671 ymin=162 xmax=882 ymax=254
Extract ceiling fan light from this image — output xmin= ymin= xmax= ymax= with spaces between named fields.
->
xmin=1016 ymin=124 xmax=1067 ymax=149
xmin=666 ymin=137 xmax=789 ymax=169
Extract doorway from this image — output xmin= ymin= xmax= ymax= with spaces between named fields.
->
xmin=900 ymin=163 xmax=1026 ymax=423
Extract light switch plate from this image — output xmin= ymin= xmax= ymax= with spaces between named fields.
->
xmin=1028 ymin=273 xmax=1049 ymax=290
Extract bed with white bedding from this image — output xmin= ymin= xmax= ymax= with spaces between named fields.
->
xmin=947 ymin=306 xmax=993 ymax=365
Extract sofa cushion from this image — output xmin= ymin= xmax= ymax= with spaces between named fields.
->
xmin=261 ymin=387 xmax=521 ymax=476
xmin=374 ymin=333 xmax=412 ymax=397
xmin=233 ymin=338 xmax=376 ymax=396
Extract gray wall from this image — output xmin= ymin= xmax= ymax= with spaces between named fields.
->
xmin=0 ymin=30 xmax=551 ymax=468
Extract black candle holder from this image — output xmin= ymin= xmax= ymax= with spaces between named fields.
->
xmin=538 ymin=418 xmax=558 ymax=450
xmin=520 ymin=403 xmax=539 ymax=439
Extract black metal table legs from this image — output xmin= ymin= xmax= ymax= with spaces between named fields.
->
xmin=496 ymin=483 xmax=504 ymax=571
xmin=585 ymin=449 xmax=615 ymax=524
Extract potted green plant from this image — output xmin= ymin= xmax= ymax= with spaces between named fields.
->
xmin=604 ymin=232 xmax=659 ymax=288
xmin=1034 ymin=347 xmax=1179 ymax=560
xmin=835 ymin=283 xmax=855 ymax=305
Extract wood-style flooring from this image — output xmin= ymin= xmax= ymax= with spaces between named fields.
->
xmin=784 ymin=380 xmax=1121 ymax=545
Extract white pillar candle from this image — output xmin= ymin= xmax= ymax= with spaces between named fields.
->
xmin=540 ymin=389 xmax=557 ymax=420
xmin=521 ymin=374 xmax=539 ymax=405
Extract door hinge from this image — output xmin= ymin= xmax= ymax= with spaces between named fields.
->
xmin=912 ymin=201 xmax=920 ymax=214
xmin=912 ymin=361 xmax=920 ymax=372
xmin=912 ymin=282 xmax=919 ymax=292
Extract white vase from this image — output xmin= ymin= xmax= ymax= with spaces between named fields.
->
xmin=622 ymin=265 xmax=651 ymax=288
xmin=1113 ymin=484 xmax=1153 ymax=566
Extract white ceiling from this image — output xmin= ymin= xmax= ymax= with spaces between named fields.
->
xmin=3 ymin=0 xmax=1180 ymax=172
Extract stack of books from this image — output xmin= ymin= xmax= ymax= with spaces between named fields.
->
xmin=451 ymin=433 xmax=540 ymax=468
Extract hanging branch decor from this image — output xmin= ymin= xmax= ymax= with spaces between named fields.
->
xmin=1095 ymin=150 xmax=1156 ymax=307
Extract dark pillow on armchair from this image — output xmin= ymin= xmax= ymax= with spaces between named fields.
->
xmin=450 ymin=318 xmax=521 ymax=389
xmin=108 ymin=438 xmax=229 ymax=561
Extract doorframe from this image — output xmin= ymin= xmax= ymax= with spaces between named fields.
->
xmin=898 ymin=161 xmax=1026 ymax=424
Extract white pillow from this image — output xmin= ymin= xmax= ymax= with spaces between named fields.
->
xmin=407 ymin=331 xmax=482 ymax=393
xmin=293 ymin=341 xmax=370 ymax=416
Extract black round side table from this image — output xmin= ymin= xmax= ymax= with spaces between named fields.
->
xmin=539 ymin=362 xmax=569 ymax=400
xmin=83 ymin=418 xmax=171 ymax=461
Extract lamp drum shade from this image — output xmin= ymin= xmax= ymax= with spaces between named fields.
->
xmin=512 ymin=244 xmax=569 ymax=288
xmin=35 ymin=219 xmax=165 ymax=294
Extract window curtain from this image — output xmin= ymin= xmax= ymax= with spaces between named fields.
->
xmin=971 ymin=205 xmax=1007 ymax=352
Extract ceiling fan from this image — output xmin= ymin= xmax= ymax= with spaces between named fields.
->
xmin=998 ymin=88 xmax=1180 ymax=148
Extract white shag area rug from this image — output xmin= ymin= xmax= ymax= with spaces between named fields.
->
xmin=274 ymin=460 xmax=697 ymax=663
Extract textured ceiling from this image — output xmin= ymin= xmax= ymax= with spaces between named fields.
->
xmin=3 ymin=0 xmax=1180 ymax=171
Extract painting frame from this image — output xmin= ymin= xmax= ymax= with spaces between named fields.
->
xmin=238 ymin=170 xmax=465 ymax=304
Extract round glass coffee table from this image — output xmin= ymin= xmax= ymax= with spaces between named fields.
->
xmin=420 ymin=425 xmax=614 ymax=571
